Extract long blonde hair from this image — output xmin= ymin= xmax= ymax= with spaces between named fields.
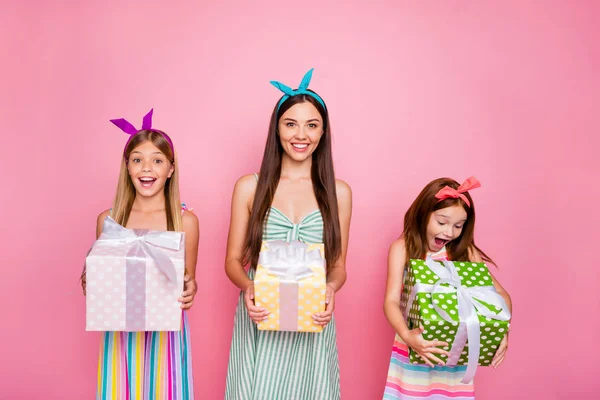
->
xmin=111 ymin=130 xmax=183 ymax=231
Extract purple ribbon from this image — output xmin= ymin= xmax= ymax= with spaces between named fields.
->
xmin=98 ymin=217 xmax=183 ymax=331
xmin=110 ymin=108 xmax=174 ymax=157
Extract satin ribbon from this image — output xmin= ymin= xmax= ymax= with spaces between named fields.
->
xmin=434 ymin=176 xmax=481 ymax=207
xmin=110 ymin=108 xmax=175 ymax=157
xmin=259 ymin=240 xmax=324 ymax=330
xmin=270 ymin=68 xmax=327 ymax=110
xmin=98 ymin=216 xmax=183 ymax=331
xmin=405 ymin=256 xmax=511 ymax=383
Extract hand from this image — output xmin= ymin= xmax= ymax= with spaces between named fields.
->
xmin=312 ymin=283 xmax=335 ymax=327
xmin=243 ymin=282 xmax=269 ymax=323
xmin=403 ymin=326 xmax=451 ymax=367
xmin=178 ymin=275 xmax=197 ymax=309
xmin=492 ymin=331 xmax=509 ymax=369
xmin=81 ymin=272 xmax=86 ymax=296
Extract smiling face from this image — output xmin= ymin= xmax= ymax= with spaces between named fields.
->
xmin=277 ymin=101 xmax=324 ymax=162
xmin=425 ymin=205 xmax=468 ymax=253
xmin=127 ymin=140 xmax=174 ymax=198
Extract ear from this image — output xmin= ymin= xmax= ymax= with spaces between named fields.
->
xmin=168 ymin=164 xmax=175 ymax=178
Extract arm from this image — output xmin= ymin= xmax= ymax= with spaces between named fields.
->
xmin=312 ymin=180 xmax=352 ymax=326
xmin=224 ymin=174 xmax=257 ymax=291
xmin=224 ymin=174 xmax=270 ymax=324
xmin=469 ymin=246 xmax=512 ymax=368
xmin=325 ymin=180 xmax=352 ymax=292
xmin=179 ymin=210 xmax=199 ymax=309
xmin=81 ymin=210 xmax=110 ymax=296
xmin=383 ymin=238 xmax=411 ymax=340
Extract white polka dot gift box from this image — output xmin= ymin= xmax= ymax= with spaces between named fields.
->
xmin=401 ymin=257 xmax=511 ymax=383
xmin=85 ymin=216 xmax=185 ymax=332
xmin=254 ymin=240 xmax=326 ymax=332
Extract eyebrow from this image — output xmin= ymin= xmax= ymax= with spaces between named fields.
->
xmin=438 ymin=214 xmax=467 ymax=222
xmin=130 ymin=151 xmax=164 ymax=155
xmin=282 ymin=118 xmax=321 ymax=123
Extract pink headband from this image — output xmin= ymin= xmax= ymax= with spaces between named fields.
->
xmin=435 ymin=176 xmax=481 ymax=207
xmin=110 ymin=109 xmax=174 ymax=158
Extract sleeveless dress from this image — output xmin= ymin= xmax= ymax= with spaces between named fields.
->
xmin=225 ymin=176 xmax=340 ymax=400
xmin=96 ymin=204 xmax=194 ymax=400
xmin=383 ymin=248 xmax=475 ymax=400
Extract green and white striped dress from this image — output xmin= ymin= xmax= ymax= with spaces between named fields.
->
xmin=225 ymin=196 xmax=340 ymax=399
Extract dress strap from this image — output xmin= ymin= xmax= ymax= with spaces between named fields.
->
xmin=254 ymin=173 xmax=259 ymax=181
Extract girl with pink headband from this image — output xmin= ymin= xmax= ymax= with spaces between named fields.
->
xmin=382 ymin=177 xmax=512 ymax=399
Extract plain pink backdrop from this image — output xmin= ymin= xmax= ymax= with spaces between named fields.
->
xmin=1 ymin=1 xmax=598 ymax=399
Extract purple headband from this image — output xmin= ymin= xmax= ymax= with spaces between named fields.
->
xmin=110 ymin=109 xmax=174 ymax=159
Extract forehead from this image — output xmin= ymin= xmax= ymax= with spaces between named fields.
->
xmin=130 ymin=140 xmax=164 ymax=155
xmin=434 ymin=205 xmax=467 ymax=220
xmin=280 ymin=101 xmax=322 ymax=122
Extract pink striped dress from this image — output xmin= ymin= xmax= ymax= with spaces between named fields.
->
xmin=383 ymin=248 xmax=475 ymax=400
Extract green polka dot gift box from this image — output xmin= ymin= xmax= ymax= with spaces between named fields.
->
xmin=401 ymin=257 xmax=511 ymax=383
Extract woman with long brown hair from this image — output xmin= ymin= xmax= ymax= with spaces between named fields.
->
xmin=224 ymin=69 xmax=352 ymax=399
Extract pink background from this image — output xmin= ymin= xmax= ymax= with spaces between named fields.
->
xmin=1 ymin=1 xmax=598 ymax=398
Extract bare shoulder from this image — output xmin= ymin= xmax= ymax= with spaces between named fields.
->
xmin=97 ymin=209 xmax=110 ymax=225
xmin=468 ymin=246 xmax=483 ymax=263
xmin=96 ymin=209 xmax=111 ymax=238
xmin=335 ymin=179 xmax=352 ymax=199
xmin=182 ymin=210 xmax=199 ymax=230
xmin=234 ymin=174 xmax=259 ymax=209
xmin=389 ymin=237 xmax=407 ymax=256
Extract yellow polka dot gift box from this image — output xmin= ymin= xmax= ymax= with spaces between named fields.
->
xmin=254 ymin=240 xmax=326 ymax=332
xmin=402 ymin=257 xmax=512 ymax=383
xmin=85 ymin=216 xmax=185 ymax=332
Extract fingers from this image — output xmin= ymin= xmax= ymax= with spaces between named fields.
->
xmin=492 ymin=354 xmax=505 ymax=369
xmin=491 ymin=347 xmax=507 ymax=368
xmin=180 ymin=300 xmax=194 ymax=309
xmin=312 ymin=310 xmax=332 ymax=326
xmin=423 ymin=352 xmax=445 ymax=366
xmin=416 ymin=352 xmax=436 ymax=367
xmin=426 ymin=340 xmax=449 ymax=348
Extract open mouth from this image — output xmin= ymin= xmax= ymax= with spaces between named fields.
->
xmin=291 ymin=143 xmax=309 ymax=152
xmin=434 ymin=237 xmax=450 ymax=246
xmin=139 ymin=177 xmax=157 ymax=188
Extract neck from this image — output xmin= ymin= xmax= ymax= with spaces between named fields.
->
xmin=131 ymin=191 xmax=167 ymax=212
xmin=280 ymin=153 xmax=312 ymax=180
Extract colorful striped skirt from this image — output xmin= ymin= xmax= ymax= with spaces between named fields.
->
xmin=384 ymin=334 xmax=475 ymax=399
xmin=96 ymin=311 xmax=194 ymax=400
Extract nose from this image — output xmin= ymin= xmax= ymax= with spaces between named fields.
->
xmin=295 ymin=127 xmax=308 ymax=140
xmin=443 ymin=226 xmax=455 ymax=238
xmin=141 ymin=160 xmax=153 ymax=172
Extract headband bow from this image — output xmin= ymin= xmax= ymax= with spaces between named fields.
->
xmin=270 ymin=68 xmax=326 ymax=111
xmin=110 ymin=109 xmax=174 ymax=157
xmin=435 ymin=176 xmax=481 ymax=207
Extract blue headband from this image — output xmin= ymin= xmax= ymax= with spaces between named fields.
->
xmin=270 ymin=68 xmax=326 ymax=111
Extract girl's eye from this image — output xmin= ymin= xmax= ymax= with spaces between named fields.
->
xmin=132 ymin=158 xmax=141 ymax=163
xmin=308 ymin=123 xmax=317 ymax=128
xmin=455 ymin=225 xmax=463 ymax=229
xmin=286 ymin=122 xmax=295 ymax=127
xmin=437 ymin=221 xmax=446 ymax=226
xmin=154 ymin=159 xmax=163 ymax=164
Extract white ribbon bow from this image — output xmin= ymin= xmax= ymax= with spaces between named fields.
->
xmin=259 ymin=240 xmax=324 ymax=282
xmin=406 ymin=256 xmax=511 ymax=383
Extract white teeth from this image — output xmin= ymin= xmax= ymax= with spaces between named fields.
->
xmin=292 ymin=144 xmax=308 ymax=149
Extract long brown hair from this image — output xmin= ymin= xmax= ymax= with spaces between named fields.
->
xmin=244 ymin=92 xmax=341 ymax=273
xmin=111 ymin=130 xmax=183 ymax=232
xmin=403 ymin=177 xmax=495 ymax=265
